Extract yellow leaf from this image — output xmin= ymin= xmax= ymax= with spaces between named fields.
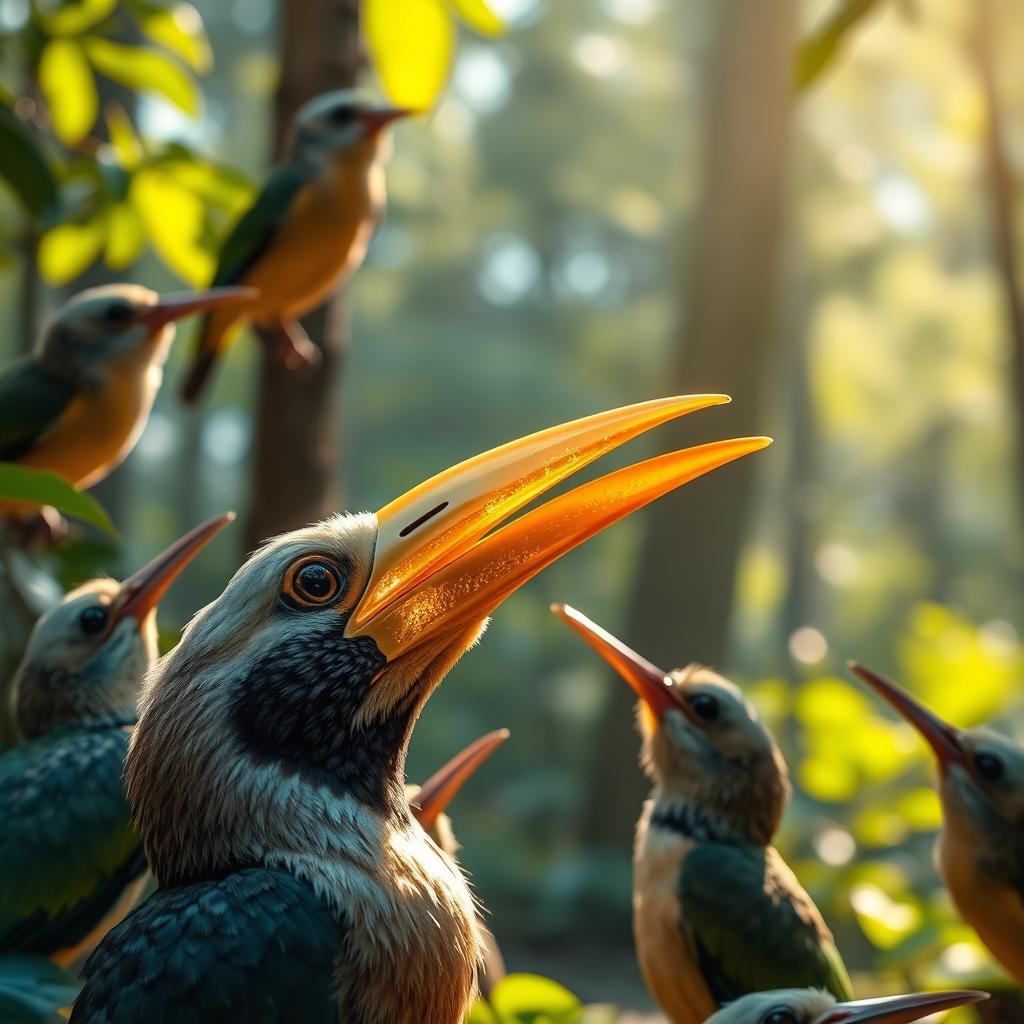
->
xmin=39 ymin=215 xmax=106 ymax=284
xmin=132 ymin=1 xmax=212 ymax=75
xmin=450 ymin=0 xmax=505 ymax=36
xmin=38 ymin=39 xmax=98 ymax=146
xmin=365 ymin=0 xmax=454 ymax=110
xmin=131 ymin=168 xmax=211 ymax=284
xmin=105 ymin=104 xmax=143 ymax=169
xmin=105 ymin=202 xmax=146 ymax=269
xmin=82 ymin=37 xmax=200 ymax=116
xmin=36 ymin=0 xmax=117 ymax=36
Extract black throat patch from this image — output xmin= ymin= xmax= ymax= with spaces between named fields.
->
xmin=230 ymin=631 xmax=410 ymax=811
xmin=650 ymin=802 xmax=722 ymax=843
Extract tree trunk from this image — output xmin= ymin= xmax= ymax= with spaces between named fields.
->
xmin=974 ymin=0 xmax=1024 ymax=526
xmin=578 ymin=0 xmax=797 ymax=849
xmin=244 ymin=0 xmax=365 ymax=549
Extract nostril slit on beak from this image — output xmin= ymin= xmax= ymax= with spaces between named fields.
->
xmin=399 ymin=501 xmax=449 ymax=537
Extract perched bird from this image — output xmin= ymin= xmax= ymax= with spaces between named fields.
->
xmin=70 ymin=395 xmax=770 ymax=1023
xmin=409 ymin=729 xmax=510 ymax=1000
xmin=0 ymin=513 xmax=232 ymax=973
xmin=849 ymin=662 xmax=1024 ymax=983
xmin=0 ymin=285 xmax=253 ymax=515
xmin=704 ymin=988 xmax=986 ymax=1024
xmin=551 ymin=604 xmax=852 ymax=1024
xmin=181 ymin=90 xmax=411 ymax=403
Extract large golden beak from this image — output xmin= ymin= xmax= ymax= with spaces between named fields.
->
xmin=109 ymin=513 xmax=235 ymax=628
xmin=823 ymin=989 xmax=986 ymax=1023
xmin=344 ymin=395 xmax=770 ymax=661
xmin=847 ymin=662 xmax=968 ymax=775
xmin=550 ymin=603 xmax=686 ymax=722
xmin=139 ymin=287 xmax=257 ymax=331
xmin=410 ymin=728 xmax=510 ymax=830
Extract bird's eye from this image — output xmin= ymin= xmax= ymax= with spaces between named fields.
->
xmin=762 ymin=1011 xmax=799 ymax=1024
xmin=79 ymin=606 xmax=109 ymax=635
xmin=104 ymin=300 xmax=135 ymax=326
xmin=283 ymin=556 xmax=343 ymax=608
xmin=329 ymin=106 xmax=356 ymax=126
xmin=689 ymin=693 xmax=720 ymax=722
xmin=974 ymin=752 xmax=1005 ymax=782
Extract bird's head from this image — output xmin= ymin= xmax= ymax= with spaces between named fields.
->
xmin=125 ymin=395 xmax=770 ymax=884
xmin=408 ymin=729 xmax=510 ymax=855
xmin=850 ymin=662 xmax=1024 ymax=836
xmin=704 ymin=988 xmax=986 ymax=1024
xmin=290 ymin=89 xmax=412 ymax=168
xmin=551 ymin=604 xmax=789 ymax=844
xmin=39 ymin=283 xmax=255 ymax=385
xmin=11 ymin=514 xmax=233 ymax=740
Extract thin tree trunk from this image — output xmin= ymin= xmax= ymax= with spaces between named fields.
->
xmin=579 ymin=0 xmax=797 ymax=848
xmin=244 ymin=0 xmax=364 ymax=549
xmin=974 ymin=0 xmax=1024 ymax=526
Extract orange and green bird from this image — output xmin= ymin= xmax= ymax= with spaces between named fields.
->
xmin=850 ymin=662 xmax=1024 ymax=983
xmin=0 ymin=284 xmax=252 ymax=516
xmin=180 ymin=90 xmax=411 ymax=403
xmin=409 ymin=729 xmax=510 ymax=1001
xmin=0 ymin=515 xmax=230 ymax=1020
xmin=69 ymin=397 xmax=769 ymax=1024
xmin=704 ymin=988 xmax=986 ymax=1024
xmin=551 ymin=605 xmax=852 ymax=1024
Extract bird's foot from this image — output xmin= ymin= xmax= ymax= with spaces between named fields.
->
xmin=255 ymin=320 xmax=323 ymax=372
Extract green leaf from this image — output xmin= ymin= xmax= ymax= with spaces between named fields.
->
xmin=0 ymin=465 xmax=116 ymax=535
xmin=39 ymin=212 xmax=107 ymax=283
xmin=81 ymin=37 xmax=201 ymax=115
xmin=104 ymin=201 xmax=145 ymax=268
xmin=489 ymin=974 xmax=582 ymax=1023
xmin=34 ymin=0 xmax=118 ymax=36
xmin=38 ymin=38 xmax=99 ymax=146
xmin=128 ymin=0 xmax=212 ymax=74
xmin=366 ymin=0 xmax=455 ymax=110
xmin=131 ymin=165 xmax=211 ymax=283
xmin=451 ymin=0 xmax=505 ymax=36
xmin=795 ymin=0 xmax=885 ymax=92
xmin=0 ymin=101 xmax=60 ymax=220
xmin=106 ymin=103 xmax=144 ymax=169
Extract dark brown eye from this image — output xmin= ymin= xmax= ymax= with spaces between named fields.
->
xmin=689 ymin=693 xmax=720 ymax=722
xmin=329 ymin=105 xmax=356 ymax=126
xmin=763 ymin=1011 xmax=799 ymax=1024
xmin=79 ymin=605 xmax=109 ymax=635
xmin=283 ymin=557 xmax=342 ymax=608
xmin=975 ymin=752 xmax=1004 ymax=782
xmin=104 ymin=299 xmax=135 ymax=326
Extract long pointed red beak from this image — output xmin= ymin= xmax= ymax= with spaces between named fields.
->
xmin=411 ymin=729 xmax=510 ymax=830
xmin=110 ymin=513 xmax=235 ymax=628
xmin=550 ymin=603 xmax=686 ymax=722
xmin=139 ymin=287 xmax=257 ymax=332
xmin=823 ymin=989 xmax=987 ymax=1023
xmin=362 ymin=105 xmax=414 ymax=132
xmin=847 ymin=662 xmax=967 ymax=775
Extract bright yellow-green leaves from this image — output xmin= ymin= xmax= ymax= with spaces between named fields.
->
xmin=34 ymin=0 xmax=117 ymax=37
xmin=0 ymin=464 xmax=115 ymax=535
xmin=81 ymin=38 xmax=201 ymax=116
xmin=466 ymin=973 xmax=588 ymax=1024
xmin=365 ymin=0 xmax=506 ymax=110
xmin=38 ymin=39 xmax=98 ymax=146
xmin=131 ymin=167 xmax=211 ymax=285
xmin=130 ymin=0 xmax=212 ymax=74
xmin=39 ymin=215 xmax=106 ymax=284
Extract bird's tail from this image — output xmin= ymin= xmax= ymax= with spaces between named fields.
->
xmin=180 ymin=308 xmax=241 ymax=405
xmin=0 ymin=955 xmax=80 ymax=1022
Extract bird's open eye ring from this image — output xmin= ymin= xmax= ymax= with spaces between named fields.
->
xmin=689 ymin=693 xmax=720 ymax=722
xmin=283 ymin=556 xmax=344 ymax=609
xmin=974 ymin=752 xmax=1004 ymax=783
xmin=79 ymin=605 xmax=109 ymax=635
xmin=104 ymin=300 xmax=136 ymax=326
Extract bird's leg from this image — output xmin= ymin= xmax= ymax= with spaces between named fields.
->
xmin=253 ymin=319 xmax=322 ymax=372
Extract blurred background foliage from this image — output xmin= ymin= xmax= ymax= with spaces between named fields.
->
xmin=2 ymin=0 xmax=1024 ymax=1019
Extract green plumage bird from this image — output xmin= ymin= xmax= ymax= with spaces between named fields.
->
xmin=552 ymin=604 xmax=852 ymax=1024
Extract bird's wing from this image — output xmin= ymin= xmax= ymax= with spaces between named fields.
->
xmin=0 ymin=359 xmax=75 ymax=463
xmin=210 ymin=164 xmax=313 ymax=287
xmin=0 ymin=727 xmax=146 ymax=955
xmin=72 ymin=867 xmax=344 ymax=1023
xmin=678 ymin=843 xmax=853 ymax=1004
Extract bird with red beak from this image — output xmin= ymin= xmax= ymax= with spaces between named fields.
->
xmin=703 ymin=988 xmax=986 ymax=1024
xmin=849 ymin=662 xmax=1024 ymax=983
xmin=408 ymin=729 xmax=510 ymax=1002
xmin=70 ymin=395 xmax=770 ymax=1024
xmin=551 ymin=604 xmax=851 ymax=1023
xmin=0 ymin=514 xmax=232 ymax=983
xmin=180 ymin=89 xmax=414 ymax=402
xmin=0 ymin=286 xmax=255 ymax=518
